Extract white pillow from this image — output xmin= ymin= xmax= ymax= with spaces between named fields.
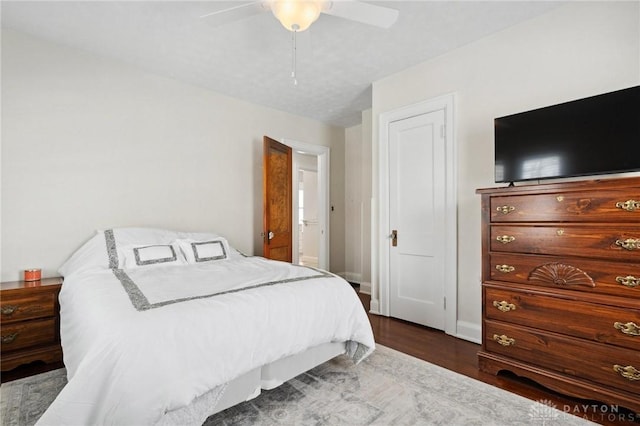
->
xmin=120 ymin=244 xmax=186 ymax=269
xmin=176 ymin=238 xmax=230 ymax=263
xmin=58 ymin=231 xmax=110 ymax=277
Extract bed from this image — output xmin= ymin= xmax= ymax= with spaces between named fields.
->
xmin=37 ymin=228 xmax=375 ymax=425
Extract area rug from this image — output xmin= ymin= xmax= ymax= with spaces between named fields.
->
xmin=1 ymin=345 xmax=591 ymax=425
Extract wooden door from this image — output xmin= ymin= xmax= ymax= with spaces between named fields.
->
xmin=388 ymin=109 xmax=446 ymax=329
xmin=263 ymin=136 xmax=293 ymax=262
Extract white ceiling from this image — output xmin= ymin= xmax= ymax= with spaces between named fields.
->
xmin=1 ymin=1 xmax=564 ymax=127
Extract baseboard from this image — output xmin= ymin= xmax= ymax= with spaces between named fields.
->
xmin=359 ymin=282 xmax=371 ymax=295
xmin=369 ymin=298 xmax=380 ymax=315
xmin=455 ymin=320 xmax=481 ymax=344
xmin=301 ymin=255 xmax=318 ymax=266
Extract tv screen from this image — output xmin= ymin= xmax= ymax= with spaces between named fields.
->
xmin=494 ymin=86 xmax=640 ymax=183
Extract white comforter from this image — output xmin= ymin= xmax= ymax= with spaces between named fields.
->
xmin=37 ymin=255 xmax=374 ymax=425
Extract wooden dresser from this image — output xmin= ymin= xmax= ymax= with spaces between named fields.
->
xmin=1 ymin=277 xmax=63 ymax=371
xmin=477 ymin=176 xmax=640 ymax=413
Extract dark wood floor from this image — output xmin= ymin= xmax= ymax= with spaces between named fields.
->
xmin=356 ymin=291 xmax=639 ymax=426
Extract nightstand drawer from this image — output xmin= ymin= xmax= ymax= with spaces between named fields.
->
xmin=1 ymin=292 xmax=56 ymax=323
xmin=1 ymin=318 xmax=57 ymax=352
xmin=485 ymin=320 xmax=640 ymax=394
xmin=485 ymin=287 xmax=640 ymax=350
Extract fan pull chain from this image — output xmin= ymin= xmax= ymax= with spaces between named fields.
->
xmin=291 ymin=29 xmax=298 ymax=86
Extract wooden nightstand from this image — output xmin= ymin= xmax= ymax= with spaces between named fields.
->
xmin=1 ymin=277 xmax=63 ymax=372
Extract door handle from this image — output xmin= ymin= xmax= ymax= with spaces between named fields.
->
xmin=391 ymin=230 xmax=397 ymax=247
xmin=264 ymin=231 xmax=275 ymax=244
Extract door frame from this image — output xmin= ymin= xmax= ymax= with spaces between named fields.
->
xmin=284 ymin=139 xmax=330 ymax=271
xmin=376 ymin=93 xmax=457 ymax=336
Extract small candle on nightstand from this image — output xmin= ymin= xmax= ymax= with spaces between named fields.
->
xmin=24 ymin=268 xmax=42 ymax=282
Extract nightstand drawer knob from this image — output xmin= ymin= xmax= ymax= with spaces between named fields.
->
xmin=496 ymin=235 xmax=515 ymax=244
xmin=492 ymin=334 xmax=516 ymax=347
xmin=1 ymin=305 xmax=18 ymax=316
xmin=1 ymin=332 xmax=19 ymax=344
xmin=614 ymin=321 xmax=640 ymax=336
xmin=496 ymin=205 xmax=515 ymax=215
xmin=495 ymin=264 xmax=515 ymax=273
xmin=613 ymin=365 xmax=640 ymax=381
xmin=492 ymin=300 xmax=516 ymax=312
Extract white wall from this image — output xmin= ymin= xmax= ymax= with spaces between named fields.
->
xmin=344 ymin=108 xmax=373 ymax=291
xmin=344 ymin=123 xmax=362 ymax=283
xmin=1 ymin=29 xmax=345 ymax=281
xmin=370 ymin=2 xmax=640 ymax=341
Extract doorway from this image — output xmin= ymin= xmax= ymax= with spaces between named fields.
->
xmin=295 ymin=161 xmax=319 ymax=268
xmin=286 ymin=140 xmax=330 ymax=271
xmin=377 ymin=94 xmax=457 ymax=336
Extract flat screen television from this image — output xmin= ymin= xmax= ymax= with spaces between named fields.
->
xmin=494 ymin=85 xmax=640 ymax=183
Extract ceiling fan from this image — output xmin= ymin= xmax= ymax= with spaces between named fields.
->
xmin=200 ymin=0 xmax=399 ymax=32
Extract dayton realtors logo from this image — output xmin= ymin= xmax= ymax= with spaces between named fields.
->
xmin=528 ymin=399 xmax=638 ymax=424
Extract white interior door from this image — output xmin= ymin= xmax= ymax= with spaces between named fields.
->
xmin=388 ymin=109 xmax=446 ymax=329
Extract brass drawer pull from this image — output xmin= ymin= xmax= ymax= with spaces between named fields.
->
xmin=1 ymin=305 xmax=18 ymax=316
xmin=496 ymin=235 xmax=515 ymax=244
xmin=614 ymin=321 xmax=640 ymax=336
xmin=1 ymin=332 xmax=19 ymax=344
xmin=495 ymin=264 xmax=515 ymax=273
xmin=492 ymin=334 xmax=515 ymax=347
xmin=496 ymin=205 xmax=515 ymax=215
xmin=492 ymin=300 xmax=516 ymax=312
xmin=615 ymin=238 xmax=639 ymax=251
xmin=616 ymin=275 xmax=639 ymax=288
xmin=616 ymin=200 xmax=640 ymax=212
xmin=613 ymin=365 xmax=640 ymax=381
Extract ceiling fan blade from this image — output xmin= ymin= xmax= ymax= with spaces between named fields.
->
xmin=323 ymin=1 xmax=399 ymax=29
xmin=199 ymin=2 xmax=268 ymax=25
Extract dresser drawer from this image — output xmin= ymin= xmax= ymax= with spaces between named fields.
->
xmin=489 ymin=253 xmax=640 ymax=297
xmin=490 ymin=190 xmax=640 ymax=223
xmin=0 ymin=292 xmax=57 ymax=323
xmin=485 ymin=287 xmax=640 ymax=350
xmin=491 ymin=225 xmax=640 ymax=261
xmin=1 ymin=318 xmax=57 ymax=352
xmin=485 ymin=320 xmax=640 ymax=394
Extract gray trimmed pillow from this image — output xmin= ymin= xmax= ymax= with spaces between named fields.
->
xmin=121 ymin=244 xmax=186 ymax=269
xmin=134 ymin=245 xmax=177 ymax=266
xmin=177 ymin=239 xmax=229 ymax=263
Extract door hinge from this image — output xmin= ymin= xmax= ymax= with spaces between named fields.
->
xmin=444 ymin=297 xmax=446 ymax=310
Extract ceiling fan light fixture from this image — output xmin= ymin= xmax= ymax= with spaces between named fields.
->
xmin=271 ymin=0 xmax=323 ymax=32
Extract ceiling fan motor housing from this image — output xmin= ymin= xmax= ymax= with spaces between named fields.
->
xmin=271 ymin=0 xmax=324 ymax=32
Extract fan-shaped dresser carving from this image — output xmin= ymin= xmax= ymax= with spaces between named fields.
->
xmin=528 ymin=263 xmax=595 ymax=288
